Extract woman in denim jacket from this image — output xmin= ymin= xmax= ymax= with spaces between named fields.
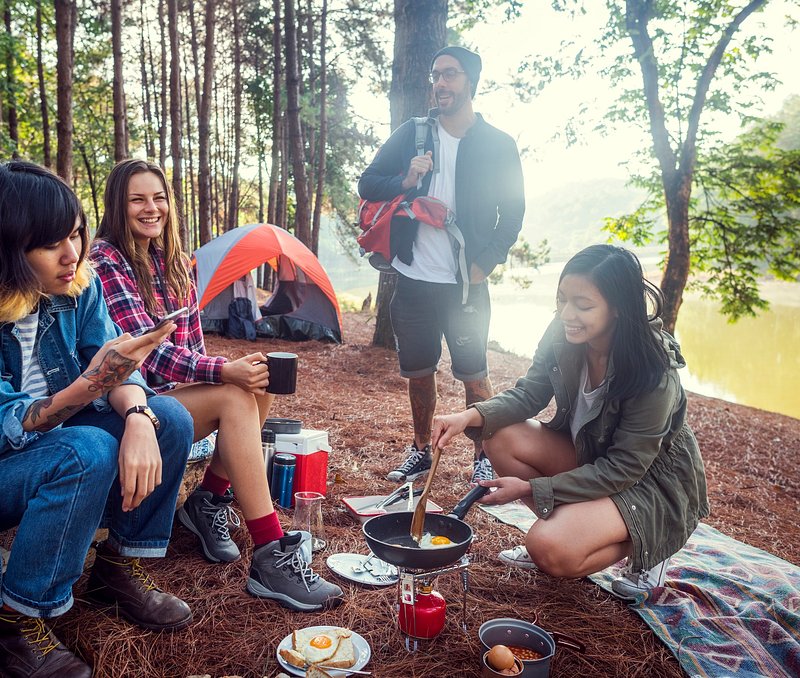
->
xmin=0 ymin=162 xmax=194 ymax=678
xmin=432 ymin=245 xmax=709 ymax=600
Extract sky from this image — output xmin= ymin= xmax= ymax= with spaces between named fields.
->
xmin=356 ymin=1 xmax=800 ymax=197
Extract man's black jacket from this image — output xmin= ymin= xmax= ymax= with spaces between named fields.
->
xmin=358 ymin=111 xmax=525 ymax=277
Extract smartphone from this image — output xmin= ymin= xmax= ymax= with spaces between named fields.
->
xmin=145 ymin=306 xmax=189 ymax=334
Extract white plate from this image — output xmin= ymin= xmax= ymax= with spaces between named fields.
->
xmin=326 ymin=553 xmax=398 ymax=587
xmin=276 ymin=626 xmax=371 ymax=677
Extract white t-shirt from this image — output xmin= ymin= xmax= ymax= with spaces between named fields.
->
xmin=392 ymin=121 xmax=459 ymax=284
xmin=570 ymin=359 xmax=606 ymax=444
xmin=17 ymin=310 xmax=49 ymax=398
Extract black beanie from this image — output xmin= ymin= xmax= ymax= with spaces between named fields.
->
xmin=431 ymin=45 xmax=482 ymax=97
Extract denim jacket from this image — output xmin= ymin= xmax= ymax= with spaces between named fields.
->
xmin=0 ymin=274 xmax=150 ymax=453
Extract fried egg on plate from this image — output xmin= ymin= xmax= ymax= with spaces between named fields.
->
xmin=293 ymin=627 xmax=351 ymax=664
xmin=419 ymin=533 xmax=453 ymax=549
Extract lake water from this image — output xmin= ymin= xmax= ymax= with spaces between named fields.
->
xmin=321 ymin=251 xmax=800 ymax=421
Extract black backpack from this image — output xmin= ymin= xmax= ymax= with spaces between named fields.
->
xmin=227 ymin=297 xmax=257 ymax=341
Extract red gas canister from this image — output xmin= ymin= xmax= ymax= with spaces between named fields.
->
xmin=398 ymin=584 xmax=446 ymax=639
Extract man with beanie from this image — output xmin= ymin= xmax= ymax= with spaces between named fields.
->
xmin=358 ymin=45 xmax=525 ymax=485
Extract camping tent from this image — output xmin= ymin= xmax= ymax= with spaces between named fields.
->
xmin=193 ymin=223 xmax=343 ymax=343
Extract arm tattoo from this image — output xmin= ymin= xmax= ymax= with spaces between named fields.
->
xmin=24 ymin=397 xmax=83 ymax=432
xmin=81 ymin=349 xmax=138 ymax=393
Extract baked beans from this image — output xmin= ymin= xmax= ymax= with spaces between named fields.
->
xmin=507 ymin=645 xmax=544 ymax=661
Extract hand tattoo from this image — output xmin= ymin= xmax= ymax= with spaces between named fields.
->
xmin=81 ymin=349 xmax=138 ymax=393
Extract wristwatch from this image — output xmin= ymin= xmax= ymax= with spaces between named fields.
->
xmin=124 ymin=405 xmax=160 ymax=431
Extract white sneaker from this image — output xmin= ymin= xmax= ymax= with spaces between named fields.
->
xmin=611 ymin=558 xmax=670 ymax=600
xmin=498 ymin=545 xmax=538 ymax=570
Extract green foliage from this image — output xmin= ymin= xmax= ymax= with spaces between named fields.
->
xmin=488 ymin=235 xmax=551 ymax=287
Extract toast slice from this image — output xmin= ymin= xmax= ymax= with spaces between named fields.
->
xmin=320 ymin=634 xmax=356 ymax=669
xmin=306 ymin=666 xmax=335 ymax=678
xmin=278 ymin=647 xmax=306 ymax=668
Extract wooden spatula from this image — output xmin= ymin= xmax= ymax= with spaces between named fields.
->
xmin=410 ymin=445 xmax=442 ymax=543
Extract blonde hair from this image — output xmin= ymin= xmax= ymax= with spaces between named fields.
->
xmin=0 ymin=261 xmax=92 ymax=323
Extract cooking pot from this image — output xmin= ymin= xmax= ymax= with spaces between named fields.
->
xmin=479 ymin=618 xmax=585 ymax=678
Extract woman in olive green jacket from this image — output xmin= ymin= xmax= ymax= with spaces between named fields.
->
xmin=432 ymin=245 xmax=709 ymax=599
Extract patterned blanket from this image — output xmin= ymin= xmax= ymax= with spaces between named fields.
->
xmin=478 ymin=505 xmax=800 ymax=678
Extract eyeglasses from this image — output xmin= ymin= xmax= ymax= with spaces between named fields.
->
xmin=428 ymin=68 xmax=466 ymax=84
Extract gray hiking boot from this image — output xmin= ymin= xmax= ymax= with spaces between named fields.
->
xmin=177 ymin=488 xmax=241 ymax=563
xmin=246 ymin=532 xmax=344 ymax=612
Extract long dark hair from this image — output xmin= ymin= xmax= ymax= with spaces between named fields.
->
xmin=95 ymin=159 xmax=190 ymax=316
xmin=559 ymin=244 xmax=670 ymax=400
xmin=0 ymin=160 xmax=91 ymax=322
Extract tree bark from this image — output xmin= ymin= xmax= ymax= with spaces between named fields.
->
xmin=372 ymin=0 xmax=446 ymax=348
xmin=183 ymin=55 xmax=196 ymax=248
xmin=284 ymin=0 xmax=311 ymax=244
xmin=167 ymin=0 xmax=186 ymax=247
xmin=625 ymin=0 xmax=767 ymax=333
xmin=35 ymin=0 xmax=50 ymax=166
xmin=158 ymin=0 xmax=167 ymax=167
xmin=54 ymin=0 xmax=75 ymax=182
xmin=197 ymin=0 xmax=215 ymax=245
xmin=4 ymin=1 xmax=18 ymax=157
xmin=311 ymin=0 xmax=327 ymax=255
xmin=267 ymin=0 xmax=281 ymax=225
xmin=111 ymin=0 xmax=129 ymax=161
xmin=226 ymin=0 xmax=242 ymax=233
xmin=139 ymin=0 xmax=156 ymax=160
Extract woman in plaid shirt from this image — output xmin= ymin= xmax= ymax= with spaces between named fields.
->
xmin=90 ymin=159 xmax=343 ymax=612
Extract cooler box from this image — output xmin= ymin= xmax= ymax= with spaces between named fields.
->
xmin=275 ymin=429 xmax=330 ymax=497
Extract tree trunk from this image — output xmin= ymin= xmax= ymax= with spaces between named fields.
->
xmin=372 ymin=0 xmax=446 ymax=348
xmin=35 ymin=0 xmax=50 ymax=167
xmin=167 ymin=0 xmax=186 ymax=247
xmin=78 ymin=143 xmax=99 ymax=225
xmin=283 ymin=0 xmax=311 ymax=244
xmin=54 ymin=0 xmax=75 ymax=182
xmin=226 ymin=0 xmax=242 ymax=233
xmin=197 ymin=0 xmax=215 ymax=245
xmin=158 ymin=0 xmax=167 ymax=167
xmin=279 ymin=112 xmax=288 ymax=228
xmin=4 ymin=1 xmax=18 ymax=157
xmin=111 ymin=0 xmax=129 ymax=161
xmin=183 ymin=56 xmax=196 ymax=249
xmin=139 ymin=0 xmax=156 ymax=160
xmin=267 ymin=0 xmax=281 ymax=225
xmin=311 ymin=0 xmax=327 ymax=255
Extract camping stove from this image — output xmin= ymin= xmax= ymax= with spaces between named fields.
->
xmin=396 ymin=555 xmax=470 ymax=651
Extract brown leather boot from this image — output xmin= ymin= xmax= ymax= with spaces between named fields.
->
xmin=0 ymin=610 xmax=92 ymax=677
xmin=85 ymin=543 xmax=192 ymax=632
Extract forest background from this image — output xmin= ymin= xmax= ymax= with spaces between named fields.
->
xmin=1 ymin=0 xmax=798 ymax=345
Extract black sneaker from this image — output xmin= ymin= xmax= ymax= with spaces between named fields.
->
xmin=386 ymin=443 xmax=432 ymax=483
xmin=470 ymin=453 xmax=494 ymax=486
xmin=177 ymin=488 xmax=241 ymax=563
xmin=0 ymin=611 xmax=92 ymax=677
xmin=246 ymin=532 xmax=344 ymax=612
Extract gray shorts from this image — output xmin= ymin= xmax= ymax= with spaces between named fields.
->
xmin=389 ymin=275 xmax=490 ymax=381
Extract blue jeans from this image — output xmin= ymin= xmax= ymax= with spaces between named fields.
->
xmin=0 ymin=396 xmax=192 ymax=618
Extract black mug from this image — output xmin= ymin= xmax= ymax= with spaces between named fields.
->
xmin=266 ymin=352 xmax=297 ymax=394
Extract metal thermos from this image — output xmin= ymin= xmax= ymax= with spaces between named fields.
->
xmin=270 ymin=453 xmax=296 ymax=508
xmin=261 ymin=428 xmax=276 ymax=482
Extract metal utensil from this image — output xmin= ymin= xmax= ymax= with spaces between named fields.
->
xmin=311 ymin=666 xmax=372 ymax=676
xmin=410 ymin=445 xmax=442 ymax=543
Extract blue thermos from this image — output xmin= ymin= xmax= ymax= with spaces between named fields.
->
xmin=270 ymin=453 xmax=296 ymax=508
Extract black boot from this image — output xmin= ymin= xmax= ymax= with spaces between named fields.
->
xmin=0 ymin=610 xmax=92 ymax=678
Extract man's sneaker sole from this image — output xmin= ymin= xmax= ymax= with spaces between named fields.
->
xmin=177 ymin=507 xmax=240 ymax=564
xmin=245 ymin=578 xmax=342 ymax=612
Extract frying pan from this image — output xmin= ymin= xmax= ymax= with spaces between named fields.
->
xmin=362 ymin=485 xmax=489 ymax=569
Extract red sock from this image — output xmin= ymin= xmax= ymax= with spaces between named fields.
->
xmin=246 ymin=512 xmax=284 ymax=547
xmin=200 ymin=467 xmax=230 ymax=497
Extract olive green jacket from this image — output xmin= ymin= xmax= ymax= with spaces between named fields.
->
xmin=472 ymin=317 xmax=710 ymax=570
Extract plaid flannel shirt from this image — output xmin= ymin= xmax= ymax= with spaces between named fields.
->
xmin=90 ymin=239 xmax=225 ymax=392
